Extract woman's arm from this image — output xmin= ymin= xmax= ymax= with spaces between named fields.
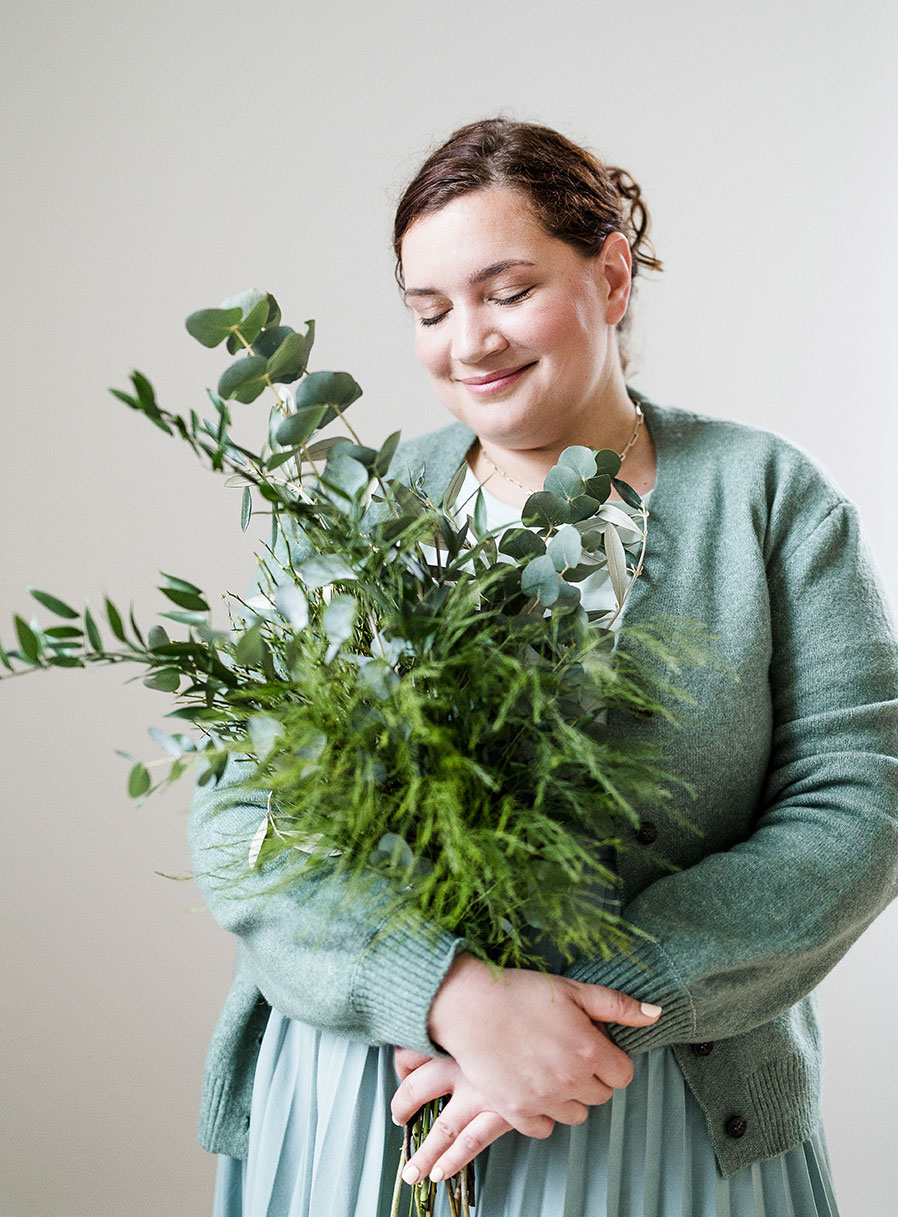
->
xmin=564 ymin=500 xmax=898 ymax=1053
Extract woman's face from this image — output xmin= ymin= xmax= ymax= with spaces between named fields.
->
xmin=399 ymin=187 xmax=631 ymax=451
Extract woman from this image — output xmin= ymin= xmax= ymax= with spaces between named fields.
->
xmin=193 ymin=119 xmax=898 ymax=1216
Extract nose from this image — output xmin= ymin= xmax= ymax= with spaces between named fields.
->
xmin=450 ymin=306 xmax=508 ymax=365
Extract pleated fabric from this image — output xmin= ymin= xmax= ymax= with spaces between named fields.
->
xmin=213 ymin=1011 xmax=840 ymax=1217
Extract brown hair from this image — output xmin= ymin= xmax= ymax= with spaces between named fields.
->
xmin=393 ymin=118 xmax=662 ymax=369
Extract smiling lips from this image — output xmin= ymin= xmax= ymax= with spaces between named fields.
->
xmin=456 ymin=362 xmax=535 ymax=394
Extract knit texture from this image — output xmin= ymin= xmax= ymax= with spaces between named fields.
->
xmin=189 ymin=392 xmax=898 ymax=1175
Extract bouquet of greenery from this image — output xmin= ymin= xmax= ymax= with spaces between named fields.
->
xmin=1 ymin=290 xmax=703 ymax=1217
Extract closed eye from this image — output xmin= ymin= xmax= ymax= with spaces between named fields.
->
xmin=495 ymin=287 xmax=533 ymax=307
xmin=418 ymin=286 xmax=534 ymax=328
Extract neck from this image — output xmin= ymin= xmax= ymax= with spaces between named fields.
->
xmin=474 ymin=374 xmax=643 ymax=503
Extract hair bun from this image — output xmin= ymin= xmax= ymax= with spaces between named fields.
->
xmin=608 ymin=166 xmax=663 ymax=277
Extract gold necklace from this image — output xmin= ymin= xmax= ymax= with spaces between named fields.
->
xmin=479 ymin=403 xmax=644 ymax=496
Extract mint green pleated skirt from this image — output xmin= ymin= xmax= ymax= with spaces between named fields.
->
xmin=213 ymin=1010 xmax=839 ymax=1217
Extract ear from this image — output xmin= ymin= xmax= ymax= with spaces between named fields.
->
xmin=598 ymin=232 xmax=632 ymax=326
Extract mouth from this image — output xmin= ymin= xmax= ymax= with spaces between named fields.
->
xmin=456 ymin=362 xmax=536 ymax=394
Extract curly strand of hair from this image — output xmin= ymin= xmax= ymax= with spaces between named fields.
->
xmin=608 ymin=167 xmax=663 ymax=277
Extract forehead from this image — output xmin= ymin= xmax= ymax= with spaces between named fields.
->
xmin=400 ymin=187 xmax=574 ymax=291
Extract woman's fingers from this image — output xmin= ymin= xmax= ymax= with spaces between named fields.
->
xmin=572 ymin=979 xmax=662 ymax=1029
xmin=393 ymin=1046 xmax=432 ymax=1082
xmin=401 ymin=1100 xmax=514 ymax=1186
xmin=391 ymin=1058 xmax=458 ymax=1126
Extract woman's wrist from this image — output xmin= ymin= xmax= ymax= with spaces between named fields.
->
xmin=427 ymin=951 xmax=495 ymax=1051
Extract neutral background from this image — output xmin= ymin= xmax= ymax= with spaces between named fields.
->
xmin=1 ymin=2 xmax=896 ymax=1215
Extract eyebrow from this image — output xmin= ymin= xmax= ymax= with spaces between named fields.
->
xmin=404 ymin=260 xmax=537 ymax=299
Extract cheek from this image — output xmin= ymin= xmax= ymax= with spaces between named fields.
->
xmin=413 ymin=328 xmax=449 ymax=380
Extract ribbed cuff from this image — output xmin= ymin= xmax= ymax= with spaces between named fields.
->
xmin=564 ymin=936 xmax=695 ymax=1052
xmin=351 ymin=920 xmax=466 ymax=1055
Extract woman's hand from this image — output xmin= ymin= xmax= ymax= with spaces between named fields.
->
xmin=426 ymin=954 xmax=661 ymax=1138
xmin=391 ymin=1050 xmax=513 ymax=1186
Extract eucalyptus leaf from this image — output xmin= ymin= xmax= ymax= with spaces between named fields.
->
xmin=521 ymin=491 xmax=574 ymax=529
xmin=128 ymin=762 xmax=151 ymax=797
xmin=557 ymin=446 xmax=598 ymax=478
xmin=241 ymin=486 xmax=252 ymax=533
xmin=43 ymin=625 xmax=83 ymax=639
xmin=276 ymin=404 xmax=328 ymax=448
xmin=148 ymin=726 xmax=186 ymax=758
xmin=498 ymin=528 xmax=546 ymax=560
xmin=322 ymin=454 xmax=370 ymax=502
xmin=294 ymin=370 xmax=362 ymax=426
xmin=237 ymin=296 xmax=271 ymax=347
xmin=218 ymin=355 xmax=269 ymax=404
xmin=28 ymin=588 xmax=79 ymax=619
xmin=185 ymin=306 xmax=243 ymax=348
xmin=295 ymin=554 xmax=356 ymax=588
xmin=547 ymin=525 xmax=582 ymax=572
xmin=46 ymin=654 xmax=84 ymax=668
xmin=160 ymin=574 xmax=205 ymax=596
xmin=520 ymin=554 xmax=560 ymax=606
xmin=148 ymin=625 xmax=171 ymax=650
xmin=323 ymin=594 xmax=357 ymax=662
xmin=543 ymin=465 xmax=582 ymax=499
xmin=143 ymin=668 xmax=180 ymax=692
xmin=248 ymin=714 xmax=281 ymax=760
xmin=253 ymin=325 xmax=295 ymax=361
xmin=593 ymin=449 xmax=622 ymax=477
xmin=266 ymin=327 xmax=315 ymax=383
xmin=274 ymin=584 xmax=309 ymax=629
xmin=303 ymin=435 xmax=352 ymax=462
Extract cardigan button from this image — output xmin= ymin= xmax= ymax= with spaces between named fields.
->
xmin=635 ymin=821 xmax=659 ymax=845
xmin=692 ymin=1041 xmax=715 ymax=1057
xmin=725 ymin=1115 xmax=748 ymax=1139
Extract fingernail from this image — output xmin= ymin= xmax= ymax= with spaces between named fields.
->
xmin=430 ymin=1167 xmax=444 ymax=1182
xmin=641 ymin=1002 xmax=662 ymax=1018
xmin=391 ymin=1113 xmax=401 ymax=1126
xmin=402 ymin=1164 xmax=419 ymax=1185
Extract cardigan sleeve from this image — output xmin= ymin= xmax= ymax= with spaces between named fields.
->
xmin=564 ymin=499 xmax=898 ymax=1052
xmin=187 ymin=516 xmax=464 ymax=1054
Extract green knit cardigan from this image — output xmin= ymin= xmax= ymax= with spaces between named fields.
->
xmin=189 ymin=392 xmax=898 ymax=1178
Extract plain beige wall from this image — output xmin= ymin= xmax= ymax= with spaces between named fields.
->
xmin=1 ymin=2 xmax=896 ymax=1214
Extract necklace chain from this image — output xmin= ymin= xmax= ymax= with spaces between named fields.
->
xmin=479 ymin=403 xmax=644 ymax=496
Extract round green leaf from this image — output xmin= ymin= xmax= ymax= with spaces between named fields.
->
xmin=276 ymin=404 xmax=328 ymax=448
xmin=547 ymin=525 xmax=582 ymax=572
xmin=593 ymin=449 xmax=622 ymax=477
xmin=218 ymin=356 xmax=269 ymax=403
xmin=520 ymin=554 xmax=561 ymax=605
xmin=143 ymin=668 xmax=180 ymax=692
xmin=323 ymin=593 xmax=358 ymax=661
xmin=295 ymin=554 xmax=356 ymax=588
xmin=185 ymin=306 xmax=243 ymax=348
xmin=322 ymin=454 xmax=370 ymax=501
xmin=499 ymin=528 xmax=546 ymax=560
xmin=147 ymin=625 xmax=171 ymax=650
xmin=274 ymin=585 xmax=309 ymax=629
xmin=521 ymin=491 xmax=574 ymax=529
xmin=557 ymin=446 xmax=598 ymax=478
xmin=543 ymin=465 xmax=582 ymax=499
xmin=294 ymin=370 xmax=362 ymax=426
xmin=254 ymin=325 xmax=295 ymax=361
xmin=266 ymin=328 xmax=315 ymax=383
